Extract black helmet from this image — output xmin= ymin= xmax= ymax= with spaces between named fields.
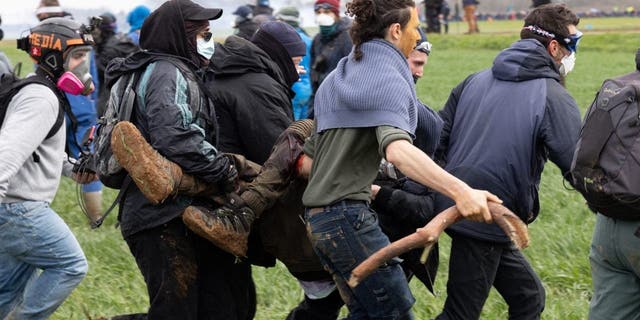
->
xmin=17 ymin=17 xmax=94 ymax=80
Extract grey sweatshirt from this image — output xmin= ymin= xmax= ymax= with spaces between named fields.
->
xmin=0 ymin=83 xmax=67 ymax=204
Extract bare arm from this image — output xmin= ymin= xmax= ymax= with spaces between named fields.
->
xmin=385 ymin=139 xmax=501 ymax=223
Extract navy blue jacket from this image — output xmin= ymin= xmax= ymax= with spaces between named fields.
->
xmin=435 ymin=39 xmax=582 ymax=242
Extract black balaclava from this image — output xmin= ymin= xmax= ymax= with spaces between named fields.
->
xmin=140 ymin=0 xmax=196 ymax=67
xmin=251 ymin=31 xmax=300 ymax=88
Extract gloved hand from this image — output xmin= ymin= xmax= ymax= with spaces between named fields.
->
xmin=218 ymin=159 xmax=239 ymax=194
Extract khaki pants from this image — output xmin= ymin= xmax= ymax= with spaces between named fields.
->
xmin=464 ymin=5 xmax=478 ymax=33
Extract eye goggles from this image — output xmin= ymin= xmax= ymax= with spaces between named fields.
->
xmin=562 ymin=30 xmax=582 ymax=53
xmin=314 ymin=3 xmax=335 ymax=12
xmin=200 ymin=31 xmax=213 ymax=42
xmin=522 ymin=25 xmax=583 ymax=53
xmin=415 ymin=41 xmax=432 ymax=55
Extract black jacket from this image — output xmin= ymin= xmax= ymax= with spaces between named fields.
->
xmin=207 ymin=36 xmax=294 ymax=165
xmin=106 ymin=16 xmax=231 ymax=238
xmin=310 ymin=17 xmax=353 ymax=92
xmin=435 ymin=39 xmax=582 ymax=242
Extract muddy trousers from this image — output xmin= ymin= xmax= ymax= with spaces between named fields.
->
xmin=124 ymin=218 xmax=256 ymax=320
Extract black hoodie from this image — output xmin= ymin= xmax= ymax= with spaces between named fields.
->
xmin=105 ymin=2 xmax=231 ymax=237
xmin=206 ymin=36 xmax=294 ymax=165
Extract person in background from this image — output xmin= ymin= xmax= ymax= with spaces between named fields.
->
xmin=276 ymin=6 xmax=313 ymax=120
xmin=126 ymin=5 xmax=151 ymax=45
xmin=251 ymin=0 xmax=274 ymax=17
xmin=92 ymin=12 xmax=139 ymax=117
xmin=0 ymin=17 xmax=96 ymax=319
xmin=232 ymin=5 xmax=259 ymax=41
xmin=308 ymin=0 xmax=352 ymax=118
xmin=462 ymin=0 xmax=479 ymax=34
xmin=35 ymin=0 xmax=104 ymax=225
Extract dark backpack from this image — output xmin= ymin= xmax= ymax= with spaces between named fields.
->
xmin=93 ymin=70 xmax=140 ymax=189
xmin=93 ymin=56 xmax=201 ymax=189
xmin=570 ymin=71 xmax=640 ymax=220
xmin=0 ymin=73 xmax=70 ymax=148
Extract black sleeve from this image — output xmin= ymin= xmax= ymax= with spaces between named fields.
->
xmin=373 ymin=186 xmax=436 ymax=228
xmin=140 ymin=62 xmax=230 ymax=185
xmin=540 ymin=81 xmax=582 ymax=175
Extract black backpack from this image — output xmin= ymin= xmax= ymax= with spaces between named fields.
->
xmin=0 ymin=73 xmax=71 ymax=151
xmin=570 ymin=71 xmax=640 ymax=220
xmin=93 ymin=69 xmax=140 ymax=189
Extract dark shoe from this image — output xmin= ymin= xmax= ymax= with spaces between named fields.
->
xmin=182 ymin=194 xmax=255 ymax=257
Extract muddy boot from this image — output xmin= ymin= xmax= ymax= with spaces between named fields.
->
xmin=111 ymin=121 xmax=216 ymax=203
xmin=182 ymin=193 xmax=256 ymax=257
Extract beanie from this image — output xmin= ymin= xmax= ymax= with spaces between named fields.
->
xmin=315 ymin=0 xmax=340 ymax=17
xmin=252 ymin=21 xmax=306 ymax=58
xmin=276 ymin=7 xmax=300 ymax=28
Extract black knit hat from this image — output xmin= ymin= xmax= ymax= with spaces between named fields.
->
xmin=252 ymin=21 xmax=306 ymax=58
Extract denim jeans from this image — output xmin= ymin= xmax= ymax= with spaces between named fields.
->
xmin=305 ymin=201 xmax=415 ymax=320
xmin=0 ymin=201 xmax=88 ymax=320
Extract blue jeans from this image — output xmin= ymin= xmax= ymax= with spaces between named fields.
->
xmin=305 ymin=201 xmax=414 ymax=320
xmin=589 ymin=213 xmax=640 ymax=320
xmin=0 ymin=201 xmax=88 ymax=320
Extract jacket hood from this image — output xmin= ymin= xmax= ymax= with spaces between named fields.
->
xmin=208 ymin=36 xmax=288 ymax=87
xmin=492 ymin=39 xmax=560 ymax=83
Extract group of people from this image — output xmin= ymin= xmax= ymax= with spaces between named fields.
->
xmin=0 ymin=0 xmax=638 ymax=320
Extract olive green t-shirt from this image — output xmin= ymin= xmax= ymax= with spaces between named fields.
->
xmin=302 ymin=125 xmax=412 ymax=207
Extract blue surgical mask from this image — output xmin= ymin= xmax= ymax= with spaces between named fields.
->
xmin=197 ymin=37 xmax=215 ymax=60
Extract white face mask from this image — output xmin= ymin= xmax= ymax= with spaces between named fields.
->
xmin=197 ymin=37 xmax=215 ymax=60
xmin=558 ymin=51 xmax=576 ymax=76
xmin=315 ymin=13 xmax=335 ymax=27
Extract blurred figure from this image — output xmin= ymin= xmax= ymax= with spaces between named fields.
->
xmin=308 ymin=0 xmax=352 ymax=117
xmin=0 ymin=15 xmax=12 ymax=76
xmin=424 ymin=0 xmax=450 ymax=33
xmin=251 ymin=0 xmax=274 ymax=17
xmin=35 ymin=0 xmax=104 ymax=225
xmin=126 ymin=5 xmax=151 ymax=45
xmin=92 ymin=12 xmax=139 ymax=116
xmin=276 ymin=6 xmax=313 ymax=119
xmin=232 ymin=5 xmax=258 ymax=40
xmin=34 ymin=0 xmax=71 ymax=21
xmin=532 ymin=0 xmax=551 ymax=8
xmin=463 ymin=0 xmax=479 ymax=34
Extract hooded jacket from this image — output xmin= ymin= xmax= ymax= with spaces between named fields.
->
xmin=106 ymin=3 xmax=230 ymax=237
xmin=207 ymin=35 xmax=294 ymax=165
xmin=435 ymin=39 xmax=581 ymax=242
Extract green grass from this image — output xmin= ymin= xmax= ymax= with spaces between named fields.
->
xmin=1 ymin=18 xmax=639 ymax=319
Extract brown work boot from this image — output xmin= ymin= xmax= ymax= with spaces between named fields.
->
xmin=111 ymin=121 xmax=187 ymax=204
xmin=182 ymin=193 xmax=256 ymax=257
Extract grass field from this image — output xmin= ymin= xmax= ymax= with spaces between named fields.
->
xmin=1 ymin=17 xmax=639 ymax=319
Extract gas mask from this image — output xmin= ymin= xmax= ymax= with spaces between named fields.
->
xmin=57 ymin=46 xmax=94 ymax=96
xmin=558 ymin=51 xmax=576 ymax=77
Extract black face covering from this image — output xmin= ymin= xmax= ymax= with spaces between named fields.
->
xmin=251 ymin=31 xmax=300 ymax=88
xmin=140 ymin=1 xmax=198 ymax=66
